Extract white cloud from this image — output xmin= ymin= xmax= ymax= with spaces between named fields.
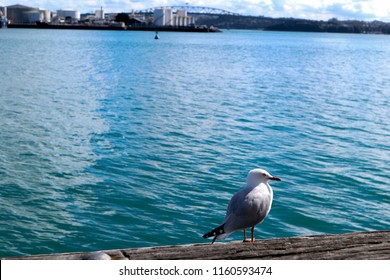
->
xmin=322 ymin=0 xmax=390 ymax=20
xmin=2 ymin=0 xmax=390 ymax=20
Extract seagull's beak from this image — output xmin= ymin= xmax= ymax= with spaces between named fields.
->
xmin=270 ymin=176 xmax=281 ymax=181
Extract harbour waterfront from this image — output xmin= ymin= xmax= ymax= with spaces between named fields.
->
xmin=0 ymin=29 xmax=389 ymax=257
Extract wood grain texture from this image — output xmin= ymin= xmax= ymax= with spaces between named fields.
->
xmin=3 ymin=230 xmax=390 ymax=260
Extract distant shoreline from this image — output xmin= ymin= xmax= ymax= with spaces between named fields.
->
xmin=195 ymin=14 xmax=390 ymax=35
xmin=7 ymin=23 xmax=221 ymax=33
xmin=7 ymin=17 xmax=390 ymax=35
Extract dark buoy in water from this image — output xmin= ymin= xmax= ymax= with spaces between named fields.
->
xmin=154 ymin=30 xmax=159 ymax=40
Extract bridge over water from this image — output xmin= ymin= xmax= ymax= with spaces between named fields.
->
xmin=136 ymin=6 xmax=240 ymax=16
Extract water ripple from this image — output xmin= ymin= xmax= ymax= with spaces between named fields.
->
xmin=1 ymin=30 xmax=389 ymax=257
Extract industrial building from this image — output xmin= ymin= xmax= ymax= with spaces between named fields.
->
xmin=5 ymin=4 xmax=38 ymax=24
xmin=41 ymin=10 xmax=51 ymax=22
xmin=56 ymin=9 xmax=80 ymax=21
xmin=95 ymin=7 xmax=105 ymax=20
xmin=3 ymin=4 xmax=51 ymax=24
xmin=154 ymin=8 xmax=195 ymax=27
xmin=154 ymin=8 xmax=172 ymax=26
xmin=23 ymin=10 xmax=42 ymax=23
xmin=173 ymin=9 xmax=195 ymax=27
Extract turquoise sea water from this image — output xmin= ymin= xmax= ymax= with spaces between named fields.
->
xmin=0 ymin=29 xmax=389 ymax=257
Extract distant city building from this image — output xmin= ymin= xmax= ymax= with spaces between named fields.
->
xmin=56 ymin=9 xmax=80 ymax=21
xmin=154 ymin=8 xmax=195 ymax=27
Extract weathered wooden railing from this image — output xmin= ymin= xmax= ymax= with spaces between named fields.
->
xmin=3 ymin=230 xmax=389 ymax=260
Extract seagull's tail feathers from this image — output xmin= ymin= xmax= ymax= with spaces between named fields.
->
xmin=203 ymin=224 xmax=228 ymax=244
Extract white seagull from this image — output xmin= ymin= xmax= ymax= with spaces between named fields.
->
xmin=203 ymin=168 xmax=281 ymax=243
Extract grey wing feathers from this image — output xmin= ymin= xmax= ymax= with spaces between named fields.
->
xmin=223 ymin=188 xmax=270 ymax=234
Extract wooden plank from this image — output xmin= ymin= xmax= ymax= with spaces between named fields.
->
xmin=3 ymin=230 xmax=390 ymax=260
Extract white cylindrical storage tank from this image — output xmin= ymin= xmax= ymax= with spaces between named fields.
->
xmin=154 ymin=8 xmax=165 ymax=26
xmin=175 ymin=16 xmax=179 ymax=26
xmin=57 ymin=9 xmax=80 ymax=20
xmin=171 ymin=15 xmax=176 ymax=26
xmin=41 ymin=10 xmax=51 ymax=22
xmin=165 ymin=8 xmax=173 ymax=25
xmin=72 ymin=10 xmax=80 ymax=20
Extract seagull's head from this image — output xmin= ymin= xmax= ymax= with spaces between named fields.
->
xmin=246 ymin=168 xmax=281 ymax=187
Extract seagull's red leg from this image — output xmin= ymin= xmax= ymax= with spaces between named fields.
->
xmin=243 ymin=229 xmax=251 ymax=242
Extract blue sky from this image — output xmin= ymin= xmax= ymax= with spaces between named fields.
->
xmin=2 ymin=0 xmax=390 ymax=21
